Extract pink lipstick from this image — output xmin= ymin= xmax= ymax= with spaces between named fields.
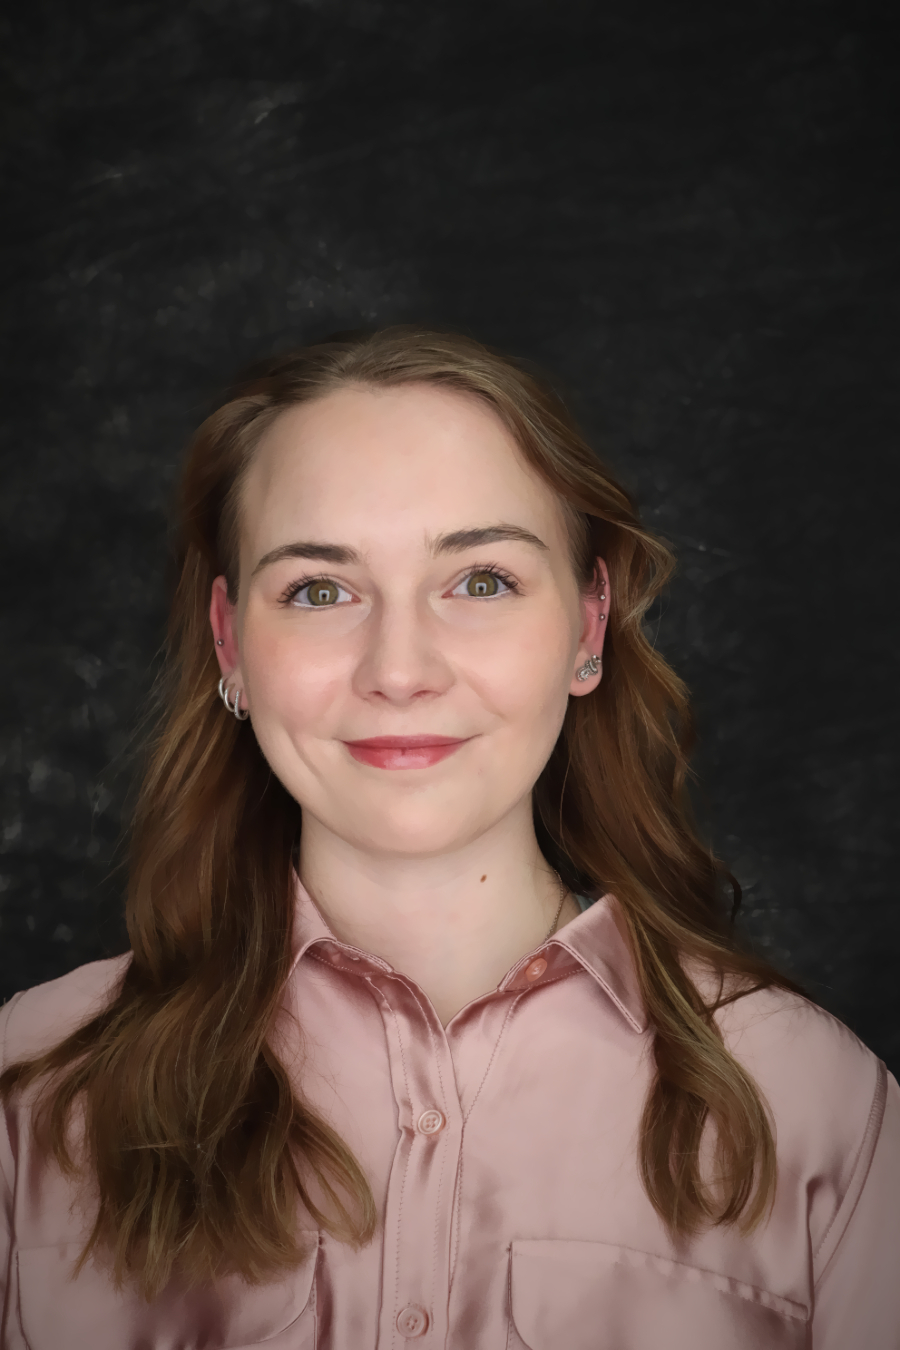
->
xmin=343 ymin=734 xmax=470 ymax=770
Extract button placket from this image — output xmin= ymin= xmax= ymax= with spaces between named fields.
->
xmin=368 ymin=975 xmax=461 ymax=1350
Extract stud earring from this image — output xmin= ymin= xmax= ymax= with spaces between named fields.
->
xmin=216 ymin=639 xmax=224 ymax=646
xmin=577 ymin=654 xmax=603 ymax=682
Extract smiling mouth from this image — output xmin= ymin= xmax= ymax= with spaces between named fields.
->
xmin=342 ymin=734 xmax=471 ymax=770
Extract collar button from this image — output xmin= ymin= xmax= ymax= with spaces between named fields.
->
xmin=524 ymin=957 xmax=548 ymax=982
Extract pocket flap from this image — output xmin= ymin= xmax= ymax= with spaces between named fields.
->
xmin=509 ymin=1240 xmax=808 ymax=1350
xmin=17 ymin=1236 xmax=318 ymax=1350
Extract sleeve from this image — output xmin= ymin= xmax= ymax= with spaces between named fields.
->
xmin=811 ymin=1066 xmax=900 ymax=1348
xmin=0 ymin=991 xmax=26 ymax=1337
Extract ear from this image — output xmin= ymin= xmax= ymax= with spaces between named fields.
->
xmin=569 ymin=557 xmax=609 ymax=696
xmin=210 ymin=576 xmax=243 ymax=683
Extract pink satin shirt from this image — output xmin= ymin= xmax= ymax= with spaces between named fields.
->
xmin=2 ymin=882 xmax=898 ymax=1349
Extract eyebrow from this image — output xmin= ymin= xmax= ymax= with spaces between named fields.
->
xmin=252 ymin=541 xmax=360 ymax=576
xmin=431 ymin=524 xmax=548 ymax=555
xmin=251 ymin=524 xmax=548 ymax=576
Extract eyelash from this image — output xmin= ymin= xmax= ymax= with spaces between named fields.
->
xmin=278 ymin=574 xmax=346 ymax=607
xmin=277 ymin=564 xmax=521 ymax=607
xmin=453 ymin=563 xmax=520 ymax=596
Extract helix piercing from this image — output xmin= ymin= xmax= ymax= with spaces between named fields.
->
xmin=216 ymin=639 xmax=224 ymax=646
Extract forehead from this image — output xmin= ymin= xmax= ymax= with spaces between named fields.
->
xmin=240 ymin=382 xmax=567 ymax=557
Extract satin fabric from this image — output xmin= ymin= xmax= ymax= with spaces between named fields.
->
xmin=1 ymin=880 xmax=898 ymax=1349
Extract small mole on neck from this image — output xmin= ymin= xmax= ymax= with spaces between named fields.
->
xmin=480 ymin=875 xmax=487 ymax=882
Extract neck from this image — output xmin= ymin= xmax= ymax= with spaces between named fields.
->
xmin=297 ymin=806 xmax=580 ymax=1025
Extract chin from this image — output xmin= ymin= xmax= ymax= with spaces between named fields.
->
xmin=323 ymin=792 xmax=503 ymax=859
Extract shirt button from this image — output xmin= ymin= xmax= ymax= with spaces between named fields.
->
xmin=524 ymin=957 xmax=548 ymax=982
xmin=416 ymin=1108 xmax=446 ymax=1135
xmin=396 ymin=1304 xmax=429 ymax=1338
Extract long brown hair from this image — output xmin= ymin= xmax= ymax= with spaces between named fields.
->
xmin=1 ymin=326 xmax=796 ymax=1300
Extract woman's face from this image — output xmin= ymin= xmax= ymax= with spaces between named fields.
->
xmin=212 ymin=382 xmax=606 ymax=859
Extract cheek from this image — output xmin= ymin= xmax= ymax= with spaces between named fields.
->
xmin=239 ymin=615 xmax=344 ymax=734
xmin=465 ymin=607 xmax=575 ymax=720
xmin=465 ymin=621 xmax=573 ymax=808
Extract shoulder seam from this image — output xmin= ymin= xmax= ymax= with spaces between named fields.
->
xmin=0 ymin=991 xmax=28 ymax=1203
xmin=0 ymin=991 xmax=27 ymax=1073
xmin=812 ymin=1057 xmax=888 ymax=1284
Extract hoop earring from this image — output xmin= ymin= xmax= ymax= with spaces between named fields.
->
xmin=217 ymin=676 xmax=250 ymax=720
xmin=576 ymin=654 xmax=602 ymax=682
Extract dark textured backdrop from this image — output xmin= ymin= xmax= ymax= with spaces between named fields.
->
xmin=1 ymin=1 xmax=897 ymax=1070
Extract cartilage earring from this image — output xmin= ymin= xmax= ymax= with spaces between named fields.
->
xmin=216 ymin=639 xmax=224 ymax=646
xmin=576 ymin=654 xmax=602 ymax=682
xmin=217 ymin=676 xmax=250 ymax=720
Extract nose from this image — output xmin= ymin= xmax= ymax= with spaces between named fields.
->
xmin=353 ymin=594 xmax=452 ymax=706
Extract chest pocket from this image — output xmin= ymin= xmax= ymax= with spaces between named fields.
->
xmin=16 ymin=1236 xmax=319 ymax=1350
xmin=508 ymin=1240 xmax=809 ymax=1350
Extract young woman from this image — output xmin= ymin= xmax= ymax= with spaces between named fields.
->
xmin=1 ymin=328 xmax=897 ymax=1349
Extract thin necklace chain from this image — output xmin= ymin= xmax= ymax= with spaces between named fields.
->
xmin=544 ymin=872 xmax=569 ymax=943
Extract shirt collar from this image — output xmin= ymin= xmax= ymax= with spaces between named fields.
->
xmin=547 ymin=895 xmax=646 ymax=1033
xmin=288 ymin=876 xmax=646 ymax=1034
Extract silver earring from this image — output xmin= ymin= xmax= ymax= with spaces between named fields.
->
xmin=217 ymin=676 xmax=250 ymax=720
xmin=216 ymin=639 xmax=224 ymax=646
xmin=576 ymin=654 xmax=602 ymax=682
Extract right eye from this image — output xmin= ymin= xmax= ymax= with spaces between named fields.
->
xmin=289 ymin=578 xmax=354 ymax=608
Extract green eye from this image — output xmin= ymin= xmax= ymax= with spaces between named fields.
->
xmin=306 ymin=580 xmax=340 ymax=606
xmin=466 ymin=572 xmax=500 ymax=597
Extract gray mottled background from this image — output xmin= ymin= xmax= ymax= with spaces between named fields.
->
xmin=1 ymin=0 xmax=897 ymax=1071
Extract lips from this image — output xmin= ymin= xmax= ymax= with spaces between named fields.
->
xmin=342 ymin=734 xmax=471 ymax=770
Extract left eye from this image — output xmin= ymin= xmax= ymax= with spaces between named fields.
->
xmin=451 ymin=571 xmax=510 ymax=599
xmin=290 ymin=578 xmax=354 ymax=608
